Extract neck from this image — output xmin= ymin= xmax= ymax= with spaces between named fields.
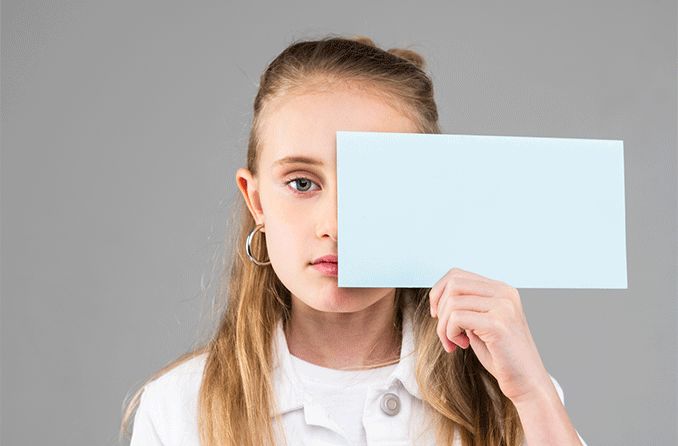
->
xmin=284 ymin=292 xmax=402 ymax=370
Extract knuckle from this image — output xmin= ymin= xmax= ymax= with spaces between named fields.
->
xmin=436 ymin=320 xmax=446 ymax=339
xmin=445 ymin=299 xmax=456 ymax=312
xmin=512 ymin=288 xmax=521 ymax=302
xmin=503 ymin=283 xmax=518 ymax=299
xmin=445 ymin=312 xmax=458 ymax=333
xmin=492 ymin=318 xmax=508 ymax=334
xmin=499 ymin=298 xmax=514 ymax=313
xmin=438 ymin=295 xmax=449 ymax=315
xmin=446 ymin=321 xmax=457 ymax=339
xmin=501 ymin=321 xmax=511 ymax=335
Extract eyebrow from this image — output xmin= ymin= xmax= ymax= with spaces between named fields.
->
xmin=273 ymin=156 xmax=324 ymax=167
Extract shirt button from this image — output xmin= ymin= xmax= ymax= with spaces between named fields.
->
xmin=380 ymin=392 xmax=401 ymax=416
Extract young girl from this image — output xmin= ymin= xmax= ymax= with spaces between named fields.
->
xmin=121 ymin=35 xmax=587 ymax=446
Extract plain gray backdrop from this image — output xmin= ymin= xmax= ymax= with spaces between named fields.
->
xmin=2 ymin=1 xmax=677 ymax=445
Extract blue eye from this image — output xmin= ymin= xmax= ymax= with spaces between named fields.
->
xmin=286 ymin=177 xmax=320 ymax=194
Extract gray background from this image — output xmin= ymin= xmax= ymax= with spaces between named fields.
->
xmin=2 ymin=1 xmax=676 ymax=445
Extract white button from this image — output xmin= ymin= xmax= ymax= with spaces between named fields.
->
xmin=380 ymin=392 xmax=401 ymax=416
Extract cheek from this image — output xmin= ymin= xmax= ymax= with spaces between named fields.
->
xmin=261 ymin=207 xmax=313 ymax=280
xmin=264 ymin=222 xmax=305 ymax=264
xmin=263 ymin=220 xmax=315 ymax=304
xmin=259 ymin=191 xmax=313 ymax=263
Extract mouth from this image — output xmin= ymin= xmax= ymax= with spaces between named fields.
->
xmin=311 ymin=261 xmax=338 ymax=277
xmin=312 ymin=255 xmax=338 ymax=265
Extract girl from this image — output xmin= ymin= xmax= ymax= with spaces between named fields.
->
xmin=121 ymin=35 xmax=587 ymax=446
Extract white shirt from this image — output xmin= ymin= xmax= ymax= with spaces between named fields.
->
xmin=130 ymin=306 xmax=588 ymax=445
xmin=289 ymin=353 xmax=398 ymax=445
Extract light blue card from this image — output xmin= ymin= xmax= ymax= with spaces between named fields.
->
xmin=336 ymin=131 xmax=627 ymax=289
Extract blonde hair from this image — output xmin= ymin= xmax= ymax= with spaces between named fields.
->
xmin=120 ymin=34 xmax=525 ymax=446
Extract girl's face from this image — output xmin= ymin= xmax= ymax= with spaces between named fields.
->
xmin=236 ymin=83 xmax=419 ymax=314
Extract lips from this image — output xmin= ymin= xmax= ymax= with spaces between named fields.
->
xmin=312 ymin=255 xmax=338 ymax=264
xmin=312 ymin=261 xmax=338 ymax=277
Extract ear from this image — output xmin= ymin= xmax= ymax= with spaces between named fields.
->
xmin=235 ymin=168 xmax=265 ymax=228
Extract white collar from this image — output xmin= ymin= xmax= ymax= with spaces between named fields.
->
xmin=270 ymin=304 xmax=422 ymax=417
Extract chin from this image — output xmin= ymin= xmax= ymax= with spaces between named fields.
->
xmin=316 ymin=291 xmax=375 ymax=313
xmin=289 ymin=288 xmax=353 ymax=313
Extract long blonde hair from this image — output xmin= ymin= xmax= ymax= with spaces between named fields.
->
xmin=120 ymin=34 xmax=525 ymax=446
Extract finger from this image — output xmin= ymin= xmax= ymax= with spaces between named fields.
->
xmin=429 ymin=276 xmax=496 ymax=318
xmin=441 ymin=335 xmax=457 ymax=353
xmin=436 ymin=296 xmax=471 ymax=349
xmin=452 ymin=332 xmax=470 ymax=349
xmin=442 ymin=294 xmax=493 ymax=313
xmin=429 ymin=269 xmax=464 ymax=315
xmin=445 ymin=310 xmax=490 ymax=347
xmin=449 ymin=267 xmax=494 ymax=283
xmin=435 ymin=294 xmax=491 ymax=344
xmin=437 ymin=312 xmax=469 ymax=350
xmin=437 ymin=297 xmax=471 ymax=349
xmin=430 ymin=276 xmax=494 ymax=317
xmin=436 ymin=295 xmax=455 ymax=346
xmin=429 ymin=273 xmax=449 ymax=317
xmin=448 ymin=326 xmax=470 ymax=349
xmin=437 ymin=310 xmax=459 ymax=350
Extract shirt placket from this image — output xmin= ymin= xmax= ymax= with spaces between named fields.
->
xmin=301 ymin=397 xmax=353 ymax=444
xmin=362 ymin=382 xmax=412 ymax=446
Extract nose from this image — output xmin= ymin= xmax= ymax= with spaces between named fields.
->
xmin=316 ymin=186 xmax=338 ymax=242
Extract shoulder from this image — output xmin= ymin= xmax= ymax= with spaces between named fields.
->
xmin=132 ymin=352 xmax=208 ymax=444
xmin=546 ymin=373 xmax=589 ymax=445
xmin=142 ymin=352 xmax=208 ymax=412
xmin=547 ymin=373 xmax=566 ymax=405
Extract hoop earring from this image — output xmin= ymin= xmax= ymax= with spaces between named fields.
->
xmin=246 ymin=223 xmax=271 ymax=266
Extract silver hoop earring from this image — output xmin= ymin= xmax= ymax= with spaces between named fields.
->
xmin=246 ymin=223 xmax=271 ymax=266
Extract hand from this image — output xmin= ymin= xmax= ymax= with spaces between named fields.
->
xmin=429 ymin=267 xmax=552 ymax=403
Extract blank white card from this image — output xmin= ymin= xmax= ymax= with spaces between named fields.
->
xmin=336 ymin=131 xmax=627 ymax=289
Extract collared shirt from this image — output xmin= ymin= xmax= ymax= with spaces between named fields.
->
xmin=287 ymin=353 xmax=398 ymax=444
xmin=130 ymin=306 xmax=588 ymax=445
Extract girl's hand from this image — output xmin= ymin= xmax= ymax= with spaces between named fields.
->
xmin=429 ymin=267 xmax=552 ymax=403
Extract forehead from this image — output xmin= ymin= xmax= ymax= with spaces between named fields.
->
xmin=258 ymin=85 xmax=419 ymax=170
